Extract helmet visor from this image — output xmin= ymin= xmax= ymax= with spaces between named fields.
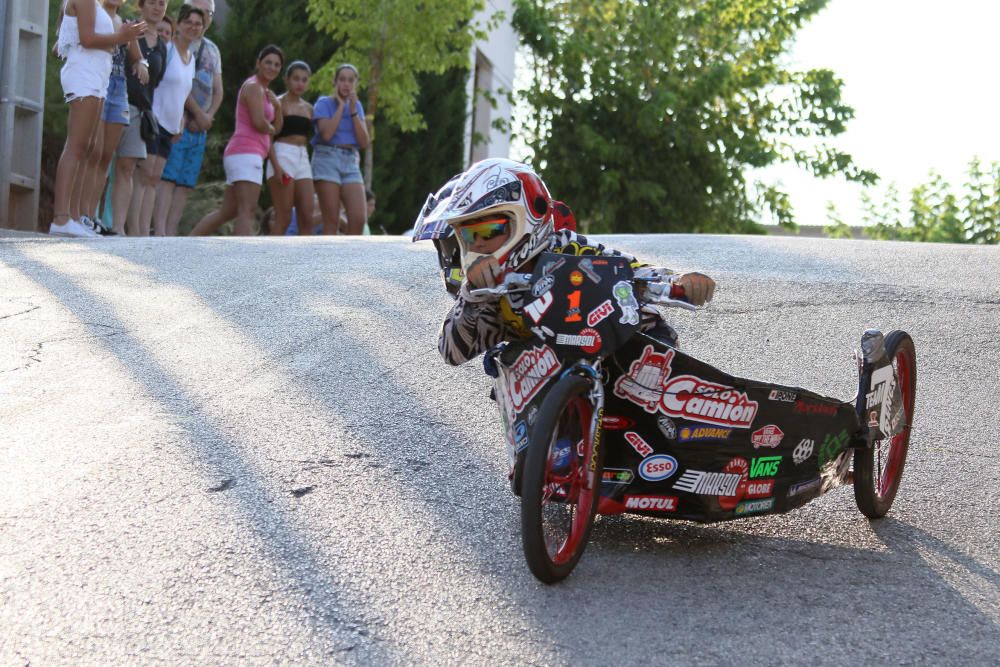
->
xmin=455 ymin=215 xmax=511 ymax=248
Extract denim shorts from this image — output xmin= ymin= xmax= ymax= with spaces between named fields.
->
xmin=101 ymin=75 xmax=129 ymax=125
xmin=311 ymin=144 xmax=364 ymax=185
xmin=161 ymin=129 xmax=208 ymax=188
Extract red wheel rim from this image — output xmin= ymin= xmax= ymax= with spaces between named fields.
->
xmin=540 ymin=395 xmax=595 ymax=565
xmin=875 ymin=349 xmax=912 ymax=498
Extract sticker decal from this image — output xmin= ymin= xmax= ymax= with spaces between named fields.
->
xmin=749 ymin=456 xmax=781 ymax=478
xmin=531 ymin=274 xmax=555 ymax=298
xmin=818 ymin=429 xmax=850 ymax=466
xmin=792 ymin=438 xmax=814 ymax=465
xmin=613 ymin=346 xmax=675 ymax=413
xmin=625 ymin=495 xmax=678 ymax=512
xmin=745 ymin=480 xmax=774 ymax=499
xmin=578 ymin=258 xmax=602 ymax=284
xmin=751 ymin=425 xmax=784 ymax=449
xmin=613 ymin=280 xmax=640 ymax=325
xmin=555 ymin=328 xmax=602 ymax=354
xmin=768 ymin=389 xmax=797 ymax=402
xmin=564 ymin=290 xmax=582 ymax=323
xmin=788 ymin=477 xmax=822 ymax=498
xmin=624 ymin=431 xmax=654 ymax=457
xmin=735 ymin=498 xmax=775 ymax=515
xmin=657 ymin=416 xmax=677 ymax=439
xmin=586 ymin=299 xmax=615 ymax=327
xmin=524 ymin=290 xmax=554 ymax=324
xmin=677 ymin=425 xmax=733 ymax=443
xmin=602 ymin=415 xmax=635 ymax=430
xmin=660 ymin=376 xmax=759 ymax=428
xmin=507 ymin=345 xmax=560 ymax=412
xmin=602 ymin=468 xmax=635 ymax=484
xmin=638 ymin=455 xmax=679 ymax=482
xmin=514 ymin=421 xmax=529 ymax=452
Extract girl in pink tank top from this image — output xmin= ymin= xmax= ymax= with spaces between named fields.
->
xmin=192 ymin=45 xmax=285 ymax=236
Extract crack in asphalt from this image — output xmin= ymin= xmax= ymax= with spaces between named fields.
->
xmin=0 ymin=328 xmax=128 ymax=374
xmin=0 ymin=305 xmax=40 ymax=321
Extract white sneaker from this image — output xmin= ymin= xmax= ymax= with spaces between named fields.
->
xmin=49 ymin=217 xmax=103 ymax=238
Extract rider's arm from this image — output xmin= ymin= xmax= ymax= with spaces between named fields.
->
xmin=563 ymin=230 xmax=715 ymax=306
xmin=438 ymin=285 xmax=505 ymax=366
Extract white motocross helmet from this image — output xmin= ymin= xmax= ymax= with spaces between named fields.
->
xmin=412 ymin=159 xmax=555 ymax=280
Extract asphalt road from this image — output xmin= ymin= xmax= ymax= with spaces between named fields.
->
xmin=2 ymin=233 xmax=998 ymax=665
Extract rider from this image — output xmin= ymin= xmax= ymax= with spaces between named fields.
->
xmin=412 ymin=158 xmax=716 ymax=366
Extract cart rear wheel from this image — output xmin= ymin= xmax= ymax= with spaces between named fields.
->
xmin=521 ymin=374 xmax=603 ymax=584
xmin=854 ymin=331 xmax=916 ymax=518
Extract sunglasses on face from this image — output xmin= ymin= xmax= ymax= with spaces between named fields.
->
xmin=457 ymin=216 xmax=509 ymax=245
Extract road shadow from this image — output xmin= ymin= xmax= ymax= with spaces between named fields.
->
xmin=6 ymin=237 xmax=999 ymax=664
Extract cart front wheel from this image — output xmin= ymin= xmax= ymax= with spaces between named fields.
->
xmin=521 ymin=374 xmax=603 ymax=584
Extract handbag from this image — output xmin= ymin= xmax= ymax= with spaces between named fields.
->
xmin=139 ymin=109 xmax=157 ymax=143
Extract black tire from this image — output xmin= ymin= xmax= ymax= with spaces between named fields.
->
xmin=854 ymin=331 xmax=917 ymax=518
xmin=521 ymin=374 xmax=604 ymax=584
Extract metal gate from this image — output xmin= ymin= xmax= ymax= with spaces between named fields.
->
xmin=0 ymin=0 xmax=48 ymax=231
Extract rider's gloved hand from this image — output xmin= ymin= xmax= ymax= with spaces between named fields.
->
xmin=675 ymin=272 xmax=716 ymax=306
xmin=466 ymin=255 xmax=503 ymax=289
xmin=460 ymin=281 xmax=498 ymax=304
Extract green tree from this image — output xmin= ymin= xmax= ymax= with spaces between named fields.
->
xmin=823 ymin=202 xmax=852 ymax=239
xmin=863 ymin=183 xmax=904 ymax=241
xmin=962 ymin=158 xmax=1000 ymax=244
xmin=372 ymin=68 xmax=468 ymax=233
xmin=859 ymin=160 xmax=1000 ymax=245
xmin=512 ymin=0 xmax=877 ymax=234
xmin=926 ymin=174 xmax=964 ymax=243
xmin=306 ymin=0 xmax=490 ymax=185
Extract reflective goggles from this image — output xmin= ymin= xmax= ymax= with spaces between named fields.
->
xmin=456 ymin=216 xmax=510 ymax=245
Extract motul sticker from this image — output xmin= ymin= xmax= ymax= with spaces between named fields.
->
xmin=587 ymin=299 xmax=615 ymax=327
xmin=625 ymin=495 xmax=678 ymax=512
xmin=751 ymin=425 xmax=784 ymax=449
xmin=507 ymin=345 xmax=559 ymax=412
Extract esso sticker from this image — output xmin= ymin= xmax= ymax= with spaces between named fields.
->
xmin=638 ymin=455 xmax=679 ymax=482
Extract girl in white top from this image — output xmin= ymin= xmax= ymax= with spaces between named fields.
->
xmin=50 ymin=0 xmax=145 ymax=237
xmin=132 ymin=5 xmax=204 ymax=236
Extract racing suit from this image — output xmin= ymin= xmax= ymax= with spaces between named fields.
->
xmin=438 ymin=229 xmax=677 ymax=366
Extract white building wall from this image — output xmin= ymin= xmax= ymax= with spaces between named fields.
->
xmin=464 ymin=0 xmax=517 ymax=167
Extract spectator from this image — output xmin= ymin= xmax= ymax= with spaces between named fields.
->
xmin=133 ymin=5 xmax=204 ymax=236
xmin=266 ymin=61 xmax=314 ymax=235
xmin=311 ymin=63 xmax=370 ymax=235
xmin=50 ymin=0 xmax=145 ymax=237
xmin=113 ymin=0 xmax=168 ymax=235
xmin=190 ymin=46 xmax=284 ymax=236
xmin=77 ymin=0 xmax=149 ymax=236
xmin=337 ymin=187 xmax=375 ymax=234
xmin=155 ymin=0 xmax=223 ymax=236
